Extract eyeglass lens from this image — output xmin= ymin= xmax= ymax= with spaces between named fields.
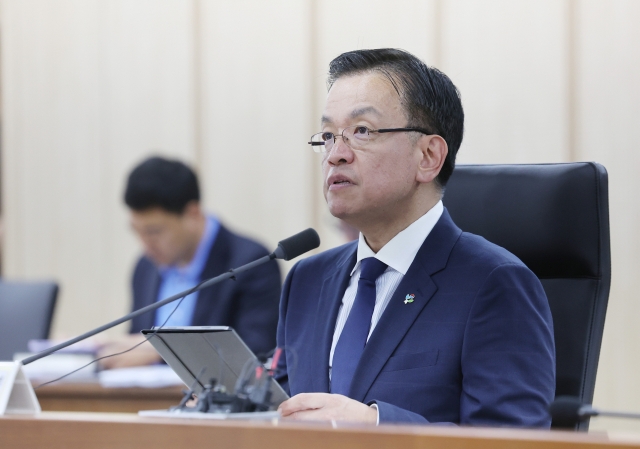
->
xmin=319 ymin=126 xmax=371 ymax=152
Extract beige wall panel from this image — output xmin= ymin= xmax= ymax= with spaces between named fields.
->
xmin=574 ymin=0 xmax=640 ymax=433
xmin=313 ymin=0 xmax=439 ymax=250
xmin=198 ymin=0 xmax=314 ymax=269
xmin=441 ymin=0 xmax=571 ymax=165
xmin=0 ymin=0 xmax=638 ymax=432
xmin=315 ymin=0 xmax=438 ymax=64
xmin=1 ymin=0 xmax=195 ymax=337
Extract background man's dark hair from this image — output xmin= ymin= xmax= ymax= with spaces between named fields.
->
xmin=124 ymin=156 xmax=200 ymax=214
xmin=327 ymin=48 xmax=464 ymax=188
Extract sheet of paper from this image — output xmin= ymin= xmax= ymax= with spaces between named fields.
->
xmin=15 ymin=353 xmax=97 ymax=383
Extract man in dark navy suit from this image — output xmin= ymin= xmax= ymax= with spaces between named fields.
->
xmin=99 ymin=156 xmax=281 ymax=368
xmin=276 ymin=49 xmax=555 ymax=426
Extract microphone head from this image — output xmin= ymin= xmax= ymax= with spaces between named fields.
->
xmin=549 ymin=396 xmax=589 ymax=428
xmin=273 ymin=228 xmax=320 ymax=261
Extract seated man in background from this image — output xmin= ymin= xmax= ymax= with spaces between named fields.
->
xmin=99 ymin=156 xmax=281 ymax=368
xmin=276 ymin=48 xmax=555 ymax=426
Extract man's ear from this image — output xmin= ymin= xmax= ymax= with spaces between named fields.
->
xmin=182 ymin=200 xmax=202 ymax=219
xmin=416 ymin=135 xmax=448 ymax=184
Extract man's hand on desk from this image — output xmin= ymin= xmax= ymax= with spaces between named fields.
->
xmin=96 ymin=334 xmax=162 ymax=369
xmin=278 ymin=393 xmax=377 ymax=424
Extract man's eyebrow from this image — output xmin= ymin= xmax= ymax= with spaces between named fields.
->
xmin=321 ymin=107 xmax=381 ymax=126
xmin=350 ymin=106 xmax=381 ymax=119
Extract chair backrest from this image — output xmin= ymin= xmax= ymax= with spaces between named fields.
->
xmin=442 ymin=162 xmax=611 ymax=430
xmin=0 ymin=280 xmax=59 ymax=361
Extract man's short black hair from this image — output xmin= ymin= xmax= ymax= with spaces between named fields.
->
xmin=327 ymin=48 xmax=464 ymax=188
xmin=124 ymin=156 xmax=200 ymax=214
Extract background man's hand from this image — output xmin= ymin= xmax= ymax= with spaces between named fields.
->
xmin=278 ymin=393 xmax=377 ymax=424
xmin=96 ymin=334 xmax=161 ymax=369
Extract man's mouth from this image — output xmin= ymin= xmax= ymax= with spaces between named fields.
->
xmin=328 ymin=177 xmax=354 ymax=190
xmin=327 ymin=174 xmax=354 ymax=188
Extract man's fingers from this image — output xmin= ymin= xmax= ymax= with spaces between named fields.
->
xmin=278 ymin=395 xmax=312 ymax=416
xmin=278 ymin=393 xmax=330 ymax=416
xmin=282 ymin=408 xmax=326 ymax=421
xmin=278 ymin=394 xmax=377 ymax=424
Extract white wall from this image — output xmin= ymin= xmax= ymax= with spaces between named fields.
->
xmin=1 ymin=0 xmax=640 ymax=432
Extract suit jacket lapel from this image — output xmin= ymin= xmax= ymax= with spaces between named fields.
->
xmin=349 ymin=209 xmax=463 ymax=401
xmin=309 ymin=244 xmax=357 ymax=393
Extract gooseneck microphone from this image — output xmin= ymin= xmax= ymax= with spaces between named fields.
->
xmin=21 ymin=228 xmax=320 ymax=366
xmin=274 ymin=228 xmax=320 ymax=261
xmin=550 ymin=396 xmax=640 ymax=428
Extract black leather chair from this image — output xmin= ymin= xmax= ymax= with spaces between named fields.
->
xmin=442 ymin=162 xmax=611 ymax=431
xmin=0 ymin=280 xmax=58 ymax=361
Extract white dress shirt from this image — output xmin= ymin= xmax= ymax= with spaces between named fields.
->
xmin=329 ymin=200 xmax=444 ymax=369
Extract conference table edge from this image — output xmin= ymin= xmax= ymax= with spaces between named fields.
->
xmin=1 ymin=412 xmax=640 ymax=449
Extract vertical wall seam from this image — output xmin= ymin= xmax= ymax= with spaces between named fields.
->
xmin=309 ymin=0 xmax=320 ymax=232
xmin=433 ymin=0 xmax=443 ymax=69
xmin=567 ymin=0 xmax=578 ymax=162
xmin=0 ymin=5 xmax=4 ymax=275
xmin=192 ymin=0 xmax=203 ymax=172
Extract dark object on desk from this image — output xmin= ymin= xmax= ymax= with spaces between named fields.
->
xmin=549 ymin=396 xmax=589 ymax=428
xmin=142 ymin=326 xmax=288 ymax=413
xmin=549 ymin=396 xmax=640 ymax=428
xmin=443 ymin=162 xmax=611 ymax=431
xmin=0 ymin=280 xmax=58 ymax=361
xmin=173 ymin=365 xmax=275 ymax=414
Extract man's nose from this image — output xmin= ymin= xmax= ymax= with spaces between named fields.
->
xmin=326 ymin=137 xmax=354 ymax=166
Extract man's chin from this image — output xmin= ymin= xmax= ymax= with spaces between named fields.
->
xmin=328 ymin=204 xmax=346 ymax=219
xmin=328 ymin=205 xmax=357 ymax=222
xmin=147 ymin=255 xmax=169 ymax=266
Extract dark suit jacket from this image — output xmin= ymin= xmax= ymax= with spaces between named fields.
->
xmin=130 ymin=224 xmax=281 ymax=356
xmin=276 ymin=209 xmax=555 ymax=426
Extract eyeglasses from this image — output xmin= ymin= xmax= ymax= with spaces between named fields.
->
xmin=308 ymin=125 xmax=434 ymax=153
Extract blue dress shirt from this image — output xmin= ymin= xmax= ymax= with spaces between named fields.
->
xmin=154 ymin=216 xmax=220 ymax=327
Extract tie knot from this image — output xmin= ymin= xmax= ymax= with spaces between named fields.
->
xmin=359 ymin=258 xmax=388 ymax=282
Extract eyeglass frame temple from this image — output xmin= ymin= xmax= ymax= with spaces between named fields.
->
xmin=374 ymin=127 xmax=434 ymax=135
xmin=307 ymin=126 xmax=435 ymax=146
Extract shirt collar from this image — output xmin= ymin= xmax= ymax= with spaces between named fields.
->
xmin=352 ymin=200 xmax=444 ymax=276
xmin=161 ymin=215 xmax=220 ymax=279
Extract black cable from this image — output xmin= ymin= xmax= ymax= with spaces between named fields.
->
xmin=34 ymin=277 xmax=209 ymax=390
xmin=255 ymin=347 xmax=276 ymax=364
xmin=33 ymin=330 xmax=166 ymax=390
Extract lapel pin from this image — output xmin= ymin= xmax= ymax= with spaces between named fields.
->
xmin=404 ymin=294 xmax=415 ymax=304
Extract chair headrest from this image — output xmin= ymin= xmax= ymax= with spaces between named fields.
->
xmin=443 ymin=163 xmax=609 ymax=279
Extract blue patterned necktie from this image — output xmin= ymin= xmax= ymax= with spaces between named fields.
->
xmin=331 ymin=257 xmax=388 ymax=396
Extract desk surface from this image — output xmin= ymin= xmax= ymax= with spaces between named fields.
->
xmin=2 ymin=412 xmax=640 ymax=449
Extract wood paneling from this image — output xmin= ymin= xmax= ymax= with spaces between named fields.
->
xmin=441 ymin=0 xmax=571 ymax=164
xmin=2 ymin=0 xmax=640 ymax=433
xmin=197 ymin=0 xmax=315 ymax=260
xmin=574 ymin=0 xmax=640 ymax=433
xmin=0 ymin=0 xmax=196 ymax=336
